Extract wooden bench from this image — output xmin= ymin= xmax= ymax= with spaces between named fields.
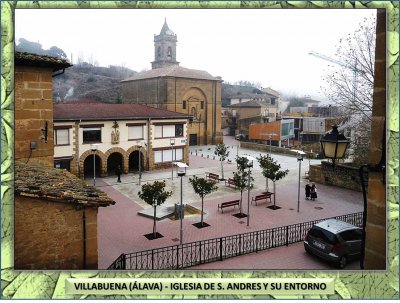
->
xmin=225 ymin=178 xmax=237 ymax=188
xmin=207 ymin=172 xmax=220 ymax=182
xmin=218 ymin=200 xmax=240 ymax=213
xmin=251 ymin=193 xmax=273 ymax=206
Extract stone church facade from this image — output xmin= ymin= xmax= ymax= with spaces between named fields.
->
xmin=122 ymin=20 xmax=222 ymax=145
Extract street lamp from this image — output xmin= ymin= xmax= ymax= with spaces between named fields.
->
xmin=175 ymin=162 xmax=188 ymax=245
xmin=90 ymin=144 xmax=99 ymax=186
xmin=320 ymin=125 xmax=350 ymax=167
xmin=170 ymin=138 xmax=175 ymax=180
xmin=261 ymin=133 xmax=277 ymax=157
xmin=291 ymin=150 xmax=306 ymax=212
xmin=137 ymin=141 xmax=142 ymax=185
xmin=246 ymin=159 xmax=253 ymax=227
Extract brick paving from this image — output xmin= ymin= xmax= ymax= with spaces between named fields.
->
xmin=96 ymin=137 xmax=363 ymax=270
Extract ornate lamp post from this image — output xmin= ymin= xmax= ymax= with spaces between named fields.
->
xmin=320 ymin=125 xmax=350 ymax=167
xmin=90 ymin=144 xmax=99 ymax=186
xmin=170 ymin=138 xmax=175 ymax=180
xmin=137 ymin=141 xmax=142 ymax=185
xmin=176 ymin=162 xmax=188 ymax=245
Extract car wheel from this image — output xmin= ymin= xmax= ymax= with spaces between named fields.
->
xmin=338 ymin=256 xmax=347 ymax=269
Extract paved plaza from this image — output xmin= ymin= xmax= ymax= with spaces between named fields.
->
xmin=96 ymin=136 xmax=363 ymax=270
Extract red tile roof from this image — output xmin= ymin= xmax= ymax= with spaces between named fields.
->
xmin=54 ymin=103 xmax=191 ymax=121
xmin=15 ymin=51 xmax=72 ymax=72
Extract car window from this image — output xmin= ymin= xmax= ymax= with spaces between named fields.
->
xmin=339 ymin=229 xmax=362 ymax=241
xmin=309 ymin=228 xmax=337 ymax=244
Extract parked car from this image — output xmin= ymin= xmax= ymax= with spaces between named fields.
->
xmin=304 ymin=219 xmax=363 ymax=269
xmin=235 ymin=134 xmax=247 ymax=141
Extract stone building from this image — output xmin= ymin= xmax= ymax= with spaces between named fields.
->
xmin=53 ymin=101 xmax=191 ymax=177
xmin=14 ymin=52 xmax=115 ymax=269
xmin=121 ymin=20 xmax=222 ymax=146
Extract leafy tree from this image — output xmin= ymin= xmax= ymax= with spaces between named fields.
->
xmin=189 ymin=176 xmax=218 ymax=227
xmin=257 ymin=155 xmax=288 ymax=209
xmin=214 ymin=142 xmax=230 ymax=180
xmin=232 ymin=156 xmax=254 ymax=216
xmin=16 ymin=38 xmax=44 ymax=55
xmin=138 ymin=180 xmax=172 ymax=238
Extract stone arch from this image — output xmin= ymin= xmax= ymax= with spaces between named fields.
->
xmin=80 ymin=149 xmax=107 ymax=178
xmin=104 ymin=147 xmax=128 ymax=174
xmin=127 ymin=145 xmax=148 ymax=172
xmin=182 ymin=87 xmax=208 ymax=118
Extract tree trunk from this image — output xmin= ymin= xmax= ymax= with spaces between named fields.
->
xmin=239 ymin=190 xmax=243 ymax=213
xmin=266 ymin=178 xmax=269 ymax=191
xmin=273 ymin=181 xmax=276 ymax=207
xmin=221 ymin=159 xmax=224 ymax=180
xmin=200 ymin=197 xmax=204 ymax=225
xmin=153 ymin=205 xmax=157 ymax=237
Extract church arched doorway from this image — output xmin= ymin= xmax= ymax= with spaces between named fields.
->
xmin=83 ymin=154 xmax=101 ymax=179
xmin=129 ymin=150 xmax=144 ymax=172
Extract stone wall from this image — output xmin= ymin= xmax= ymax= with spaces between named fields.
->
xmin=15 ymin=66 xmax=54 ymax=165
xmin=309 ymin=162 xmax=364 ymax=192
xmin=14 ymin=196 xmax=98 ymax=270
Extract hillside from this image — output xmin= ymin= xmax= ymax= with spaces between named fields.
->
xmin=53 ymin=64 xmax=137 ymax=103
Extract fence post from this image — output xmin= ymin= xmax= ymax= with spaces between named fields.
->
xmin=177 ymin=246 xmax=180 ymax=270
xmin=199 ymin=242 xmax=202 ymax=264
xmin=286 ymin=226 xmax=289 ymax=246
xmin=121 ymin=254 xmax=126 ymax=269
xmin=255 ymin=232 xmax=258 ymax=253
xmin=151 ymin=249 xmax=154 ymax=270
xmin=220 ymin=238 xmax=223 ymax=261
xmin=239 ymin=235 xmax=242 ymax=255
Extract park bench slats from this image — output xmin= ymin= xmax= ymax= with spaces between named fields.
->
xmin=251 ymin=192 xmax=273 ymax=206
xmin=224 ymin=178 xmax=237 ymax=188
xmin=207 ymin=172 xmax=220 ymax=182
xmin=218 ymin=200 xmax=240 ymax=213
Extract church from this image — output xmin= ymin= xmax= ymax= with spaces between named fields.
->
xmin=121 ymin=20 xmax=223 ymax=146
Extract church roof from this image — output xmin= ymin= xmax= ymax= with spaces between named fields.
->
xmin=159 ymin=19 xmax=175 ymax=36
xmin=122 ymin=65 xmax=220 ymax=82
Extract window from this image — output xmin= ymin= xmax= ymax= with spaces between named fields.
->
xmin=83 ymin=128 xmax=101 ymax=143
xmin=182 ymin=100 xmax=186 ymax=109
xmin=167 ymin=47 xmax=172 ymax=59
xmin=158 ymin=47 xmax=161 ymax=58
xmin=154 ymin=124 xmax=184 ymax=138
xmin=154 ymin=148 xmax=183 ymax=163
xmin=175 ymin=124 xmax=183 ymax=137
xmin=200 ymin=101 xmax=204 ymax=109
xmin=54 ymin=128 xmax=69 ymax=145
xmin=128 ymin=125 xmax=143 ymax=140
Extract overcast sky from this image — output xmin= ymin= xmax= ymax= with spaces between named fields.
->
xmin=15 ymin=8 xmax=376 ymax=101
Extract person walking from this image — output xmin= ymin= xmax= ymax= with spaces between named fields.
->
xmin=310 ymin=183 xmax=317 ymax=201
xmin=305 ymin=183 xmax=311 ymax=200
xmin=116 ymin=165 xmax=122 ymax=183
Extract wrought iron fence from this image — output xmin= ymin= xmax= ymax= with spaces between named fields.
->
xmin=108 ymin=212 xmax=363 ymax=270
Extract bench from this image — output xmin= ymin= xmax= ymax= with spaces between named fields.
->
xmin=251 ymin=193 xmax=273 ymax=206
xmin=218 ymin=200 xmax=240 ymax=213
xmin=225 ymin=178 xmax=237 ymax=188
xmin=207 ymin=172 xmax=220 ymax=182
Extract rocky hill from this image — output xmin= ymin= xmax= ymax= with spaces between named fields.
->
xmin=53 ymin=64 xmax=137 ymax=103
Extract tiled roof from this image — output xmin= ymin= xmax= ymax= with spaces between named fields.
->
xmin=54 ymin=102 xmax=191 ymax=121
xmin=261 ymin=87 xmax=281 ymax=98
xmin=122 ymin=65 xmax=220 ymax=82
xmin=15 ymin=161 xmax=115 ymax=207
xmin=228 ymin=100 xmax=269 ymax=108
xmin=15 ymin=51 xmax=72 ymax=72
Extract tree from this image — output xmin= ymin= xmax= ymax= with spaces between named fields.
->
xmin=138 ymin=180 xmax=172 ymax=239
xmin=47 ymin=46 xmax=67 ymax=59
xmin=232 ymin=156 xmax=254 ymax=217
xmin=16 ymin=38 xmax=44 ymax=55
xmin=189 ymin=176 xmax=218 ymax=227
xmin=214 ymin=142 xmax=230 ymax=180
xmin=257 ymin=155 xmax=288 ymax=210
xmin=322 ymin=16 xmax=376 ymax=164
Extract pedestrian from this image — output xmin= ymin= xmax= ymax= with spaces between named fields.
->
xmin=310 ymin=183 xmax=317 ymax=201
xmin=305 ymin=183 xmax=311 ymax=200
xmin=116 ymin=165 xmax=122 ymax=183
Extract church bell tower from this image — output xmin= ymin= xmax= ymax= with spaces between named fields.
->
xmin=151 ymin=19 xmax=180 ymax=69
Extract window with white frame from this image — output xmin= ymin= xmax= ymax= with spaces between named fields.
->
xmin=82 ymin=128 xmax=101 ymax=143
xmin=54 ymin=128 xmax=70 ymax=145
xmin=154 ymin=124 xmax=184 ymax=138
xmin=128 ymin=125 xmax=144 ymax=140
xmin=154 ymin=148 xmax=184 ymax=163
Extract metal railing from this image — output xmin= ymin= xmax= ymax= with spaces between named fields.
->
xmin=108 ymin=212 xmax=363 ymax=270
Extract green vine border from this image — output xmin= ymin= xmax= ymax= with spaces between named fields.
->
xmin=1 ymin=1 xmax=398 ymax=299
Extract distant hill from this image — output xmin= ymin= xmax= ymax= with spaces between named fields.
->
xmin=53 ymin=64 xmax=137 ymax=103
xmin=221 ymin=83 xmax=262 ymax=107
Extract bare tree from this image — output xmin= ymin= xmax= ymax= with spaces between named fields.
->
xmin=323 ymin=16 xmax=376 ymax=122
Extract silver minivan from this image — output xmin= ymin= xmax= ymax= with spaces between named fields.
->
xmin=304 ymin=219 xmax=363 ymax=269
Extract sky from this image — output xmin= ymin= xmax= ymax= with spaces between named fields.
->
xmin=15 ymin=8 xmax=376 ymax=101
